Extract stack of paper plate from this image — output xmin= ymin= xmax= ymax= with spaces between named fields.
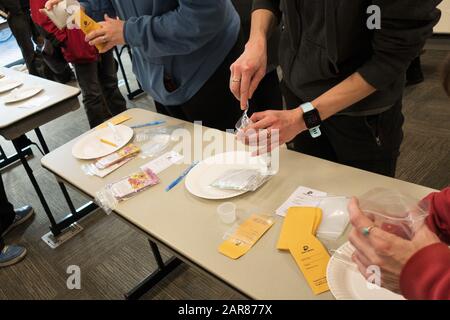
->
xmin=326 ymin=242 xmax=405 ymax=300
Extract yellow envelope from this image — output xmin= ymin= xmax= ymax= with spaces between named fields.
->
xmin=219 ymin=214 xmax=274 ymax=260
xmin=289 ymin=235 xmax=330 ymax=295
xmin=277 ymin=207 xmax=322 ymax=250
xmin=96 ymin=114 xmax=132 ymax=130
xmin=77 ymin=9 xmax=105 ymax=51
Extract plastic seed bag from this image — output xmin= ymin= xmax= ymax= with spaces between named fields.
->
xmin=358 ymin=188 xmax=429 ymax=240
xmin=314 ymin=196 xmax=351 ymax=241
xmin=210 ymin=169 xmax=272 ymax=192
xmin=235 ymin=110 xmax=253 ymax=133
xmin=134 ymin=124 xmax=186 ymax=143
xmin=95 ymin=168 xmax=160 ymax=214
xmin=140 ymin=134 xmax=171 ymax=159
xmin=94 ymin=144 xmax=140 ymax=170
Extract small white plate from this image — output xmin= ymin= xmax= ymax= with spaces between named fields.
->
xmin=0 ymin=79 xmax=22 ymax=94
xmin=185 ymin=151 xmax=269 ymax=200
xmin=3 ymin=86 xmax=43 ymax=104
xmin=326 ymin=242 xmax=405 ymax=300
xmin=72 ymin=124 xmax=134 ymax=160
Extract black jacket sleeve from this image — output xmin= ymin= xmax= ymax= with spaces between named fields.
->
xmin=358 ymin=0 xmax=442 ymax=90
xmin=252 ymin=0 xmax=281 ymax=22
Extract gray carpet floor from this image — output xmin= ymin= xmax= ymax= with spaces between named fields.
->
xmin=0 ymin=49 xmax=449 ymax=300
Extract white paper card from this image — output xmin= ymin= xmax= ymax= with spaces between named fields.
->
xmin=140 ymin=151 xmax=184 ymax=174
xmin=275 ymin=186 xmax=327 ymax=217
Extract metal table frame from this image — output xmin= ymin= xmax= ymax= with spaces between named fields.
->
xmin=0 ymin=143 xmax=33 ymax=170
xmin=0 ymin=92 xmax=97 ymax=237
xmin=9 ymin=127 xmax=97 ymax=236
xmin=114 ymin=45 xmax=144 ymax=101
xmin=36 ymin=162 xmax=251 ymax=300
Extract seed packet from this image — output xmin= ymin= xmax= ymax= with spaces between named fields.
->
xmin=95 ymin=144 xmax=140 ymax=169
xmin=110 ymin=169 xmax=160 ymax=200
xmin=95 ymin=168 xmax=160 ymax=214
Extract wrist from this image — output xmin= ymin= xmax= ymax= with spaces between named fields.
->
xmin=246 ymin=34 xmax=267 ymax=52
xmin=292 ymin=107 xmax=307 ymax=133
xmin=311 ymin=100 xmax=326 ymax=120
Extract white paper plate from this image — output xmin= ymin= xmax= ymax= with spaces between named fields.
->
xmin=0 ymin=79 xmax=22 ymax=94
xmin=72 ymin=125 xmax=134 ymax=160
xmin=185 ymin=151 xmax=269 ymax=200
xmin=3 ymin=86 xmax=43 ymax=104
xmin=326 ymin=242 xmax=405 ymax=300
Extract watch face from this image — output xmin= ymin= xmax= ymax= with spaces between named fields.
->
xmin=304 ymin=109 xmax=321 ymax=129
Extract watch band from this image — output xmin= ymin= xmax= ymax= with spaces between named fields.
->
xmin=300 ymin=103 xmax=322 ymax=138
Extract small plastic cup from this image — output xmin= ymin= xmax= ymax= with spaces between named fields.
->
xmin=217 ymin=202 xmax=237 ymax=224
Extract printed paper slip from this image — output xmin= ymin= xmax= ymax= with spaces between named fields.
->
xmin=140 ymin=151 xmax=184 ymax=174
xmin=276 ymin=186 xmax=327 ymax=217
xmin=219 ymin=215 xmax=274 ymax=260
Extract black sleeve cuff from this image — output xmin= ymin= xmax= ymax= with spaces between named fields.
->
xmin=252 ymin=0 xmax=282 ymax=22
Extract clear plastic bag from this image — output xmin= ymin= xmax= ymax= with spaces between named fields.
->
xmin=329 ymin=243 xmax=359 ymax=271
xmin=95 ymin=168 xmax=160 ymax=214
xmin=81 ymin=156 xmax=136 ymax=178
xmin=235 ymin=110 xmax=253 ymax=133
xmin=314 ymin=196 xmax=351 ymax=241
xmin=134 ymin=124 xmax=186 ymax=143
xmin=358 ymin=188 xmax=429 ymax=240
xmin=210 ymin=169 xmax=272 ymax=192
xmin=140 ymin=134 xmax=171 ymax=159
xmin=94 ymin=144 xmax=140 ymax=170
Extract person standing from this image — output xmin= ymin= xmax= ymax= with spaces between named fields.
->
xmin=231 ymin=0 xmax=282 ymax=113
xmin=35 ymin=0 xmax=127 ymax=128
xmin=78 ymin=0 xmax=244 ymax=132
xmin=231 ymin=0 xmax=442 ymax=177
xmin=0 ymin=0 xmax=45 ymax=76
xmin=0 ymin=172 xmax=34 ymax=268
xmin=347 ymin=56 xmax=450 ymax=300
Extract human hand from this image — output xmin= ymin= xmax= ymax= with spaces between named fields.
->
xmin=348 ymin=197 xmax=440 ymax=293
xmin=230 ymin=39 xmax=267 ymax=110
xmin=85 ymin=14 xmax=125 ymax=53
xmin=238 ymin=108 xmax=305 ymax=155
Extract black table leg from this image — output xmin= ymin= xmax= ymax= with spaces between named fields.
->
xmin=34 ymin=128 xmax=77 ymax=215
xmin=0 ymin=144 xmax=33 ymax=170
xmin=33 ymin=127 xmax=98 ymax=236
xmin=12 ymin=138 xmax=59 ymax=229
xmin=125 ymin=240 xmax=182 ymax=300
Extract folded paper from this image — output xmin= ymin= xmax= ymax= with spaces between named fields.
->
xmin=277 ymin=207 xmax=322 ymax=250
xmin=219 ymin=214 xmax=274 ymax=260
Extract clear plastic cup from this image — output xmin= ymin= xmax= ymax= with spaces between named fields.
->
xmin=359 ymin=188 xmax=429 ymax=240
xmin=217 ymin=202 xmax=237 ymax=224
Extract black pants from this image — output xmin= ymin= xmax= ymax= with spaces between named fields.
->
xmin=2 ymin=0 xmax=43 ymax=76
xmin=249 ymin=69 xmax=283 ymax=114
xmin=282 ymin=82 xmax=404 ymax=177
xmin=0 ymin=173 xmax=15 ymax=251
xmin=74 ymin=50 xmax=127 ymax=128
xmin=155 ymin=33 xmax=283 ymax=132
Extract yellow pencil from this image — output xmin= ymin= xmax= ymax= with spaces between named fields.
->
xmin=100 ymin=138 xmax=118 ymax=148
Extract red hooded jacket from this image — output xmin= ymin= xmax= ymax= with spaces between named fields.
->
xmin=30 ymin=0 xmax=98 ymax=63
xmin=400 ymin=187 xmax=450 ymax=300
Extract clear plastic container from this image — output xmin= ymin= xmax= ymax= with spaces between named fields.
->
xmin=217 ymin=202 xmax=237 ymax=224
xmin=358 ymin=188 xmax=429 ymax=240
